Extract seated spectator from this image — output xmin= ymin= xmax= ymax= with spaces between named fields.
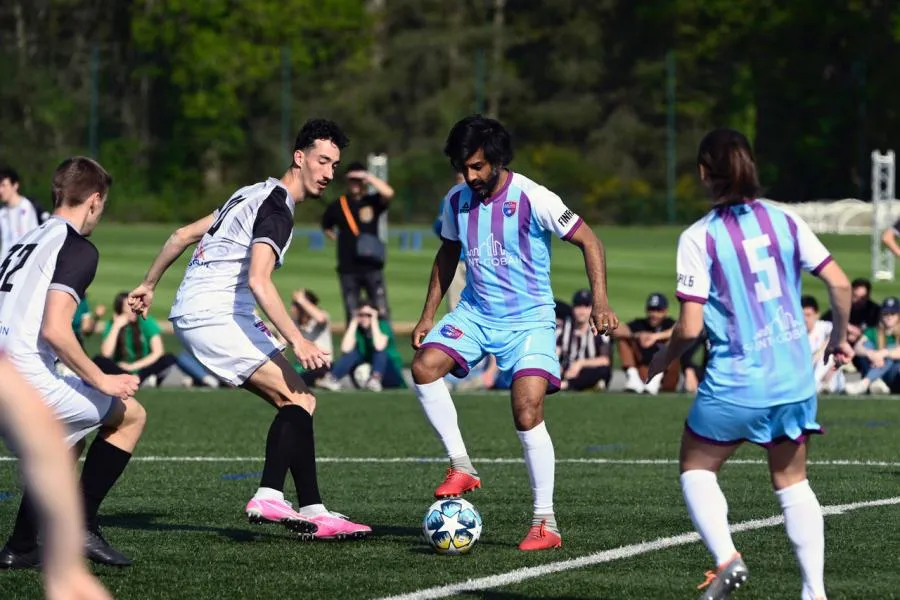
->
xmin=822 ymin=277 xmax=880 ymax=373
xmin=801 ymin=295 xmax=845 ymax=394
xmin=73 ymin=295 xmax=105 ymax=347
xmin=613 ymin=292 xmax=679 ymax=395
xmin=320 ymin=302 xmax=405 ymax=391
xmin=845 ymin=296 xmax=900 ymax=395
xmin=290 ymin=288 xmax=333 ymax=387
xmin=559 ymin=289 xmax=612 ymax=391
xmin=94 ymin=292 xmax=178 ymax=387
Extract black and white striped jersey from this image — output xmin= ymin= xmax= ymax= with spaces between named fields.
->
xmin=169 ymin=178 xmax=295 ymax=323
xmin=0 ymin=217 xmax=99 ymax=373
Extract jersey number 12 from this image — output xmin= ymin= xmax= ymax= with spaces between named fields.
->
xmin=0 ymin=243 xmax=37 ymax=293
xmin=742 ymin=234 xmax=782 ymax=301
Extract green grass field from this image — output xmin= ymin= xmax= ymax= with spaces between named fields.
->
xmin=2 ymin=391 xmax=899 ymax=599
xmin=2 ymin=225 xmax=900 ymax=599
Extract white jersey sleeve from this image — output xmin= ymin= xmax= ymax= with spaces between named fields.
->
xmin=675 ymin=221 xmax=711 ymax=304
xmin=783 ymin=209 xmax=831 ymax=274
xmin=439 ymin=186 xmax=463 ymax=242
xmin=529 ymin=186 xmax=583 ymax=240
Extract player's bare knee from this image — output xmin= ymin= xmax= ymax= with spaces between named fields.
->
xmin=281 ymin=390 xmax=316 ymax=415
xmin=122 ymin=398 xmax=147 ymax=433
xmin=512 ymin=401 xmax=543 ymax=431
xmin=411 ymin=355 xmax=440 ymax=385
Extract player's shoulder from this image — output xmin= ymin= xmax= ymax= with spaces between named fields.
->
xmin=444 ymin=183 xmax=473 ymax=213
xmin=757 ymin=199 xmax=802 ymax=226
xmin=258 ymin=179 xmax=292 ymax=212
xmin=46 ymin=219 xmax=99 ymax=259
xmin=679 ymin=211 xmax=716 ymax=247
xmin=511 ymin=172 xmax=554 ymax=201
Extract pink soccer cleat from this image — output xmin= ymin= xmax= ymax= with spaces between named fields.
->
xmin=304 ymin=511 xmax=372 ymax=540
xmin=245 ymin=498 xmax=317 ymax=539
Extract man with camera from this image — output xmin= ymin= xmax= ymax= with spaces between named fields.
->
xmin=321 ymin=161 xmax=395 ymax=323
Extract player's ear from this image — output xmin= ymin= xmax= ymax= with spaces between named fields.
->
xmin=293 ymin=149 xmax=304 ymax=169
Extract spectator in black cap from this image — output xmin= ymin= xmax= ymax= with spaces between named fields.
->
xmin=558 ymin=290 xmax=612 ymax=391
xmin=613 ymin=292 xmax=679 ymax=394
xmin=845 ymin=296 xmax=900 ymax=395
xmin=321 ymin=160 xmax=395 ymax=323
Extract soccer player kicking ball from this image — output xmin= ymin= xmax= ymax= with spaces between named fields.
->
xmin=646 ymin=128 xmax=853 ymax=600
xmin=0 ymin=158 xmax=146 ymax=568
xmin=411 ymin=115 xmax=618 ymax=551
xmin=127 ymin=119 xmax=370 ymax=540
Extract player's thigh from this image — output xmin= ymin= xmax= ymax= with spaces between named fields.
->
xmin=765 ymin=397 xmax=820 ymax=489
xmin=495 ymin=325 xmax=561 ymax=393
xmin=173 ymin=315 xmax=284 ymax=388
xmin=415 ymin=312 xmax=486 ymax=383
xmin=37 ymin=375 xmax=119 ymax=448
xmin=244 ymin=353 xmax=315 ymax=414
xmin=681 ymin=396 xmax=747 ymax=472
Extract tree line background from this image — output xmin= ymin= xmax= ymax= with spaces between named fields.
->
xmin=1 ymin=0 xmax=899 ymax=224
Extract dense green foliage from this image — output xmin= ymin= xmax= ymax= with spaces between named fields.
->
xmin=1 ymin=1 xmax=899 ymax=223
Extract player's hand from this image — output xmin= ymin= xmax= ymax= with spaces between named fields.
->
xmin=45 ymin=566 xmax=113 ymax=600
xmin=127 ymin=284 xmax=155 ymax=318
xmin=645 ymin=351 xmax=669 ymax=384
xmin=411 ymin=318 xmax=434 ymax=350
xmin=824 ymin=339 xmax=854 ymax=369
xmin=590 ymin=302 xmax=619 ymax=336
xmin=97 ymin=374 xmax=140 ymax=399
xmin=292 ymin=338 xmax=331 ymax=371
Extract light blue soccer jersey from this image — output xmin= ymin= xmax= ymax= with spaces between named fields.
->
xmin=675 ymin=200 xmax=832 ymax=407
xmin=439 ymin=172 xmax=583 ymax=330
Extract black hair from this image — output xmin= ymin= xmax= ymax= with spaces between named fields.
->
xmin=112 ymin=291 xmax=143 ymax=361
xmin=345 ymin=161 xmax=366 ymax=173
xmin=0 ymin=167 xmax=20 ymax=185
xmin=443 ymin=114 xmax=513 ymax=171
xmin=293 ymin=119 xmax=350 ymax=152
xmin=305 ymin=290 xmax=320 ymax=306
xmin=358 ymin=300 xmax=374 ymax=311
xmin=800 ymin=295 xmax=819 ymax=312
xmin=851 ymin=277 xmax=872 ymax=294
xmin=697 ymin=128 xmax=761 ymax=205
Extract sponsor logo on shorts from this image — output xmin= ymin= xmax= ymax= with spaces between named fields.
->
xmin=502 ymin=200 xmax=517 ymax=217
xmin=440 ymin=324 xmax=464 ymax=340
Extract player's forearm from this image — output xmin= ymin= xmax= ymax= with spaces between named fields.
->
xmin=142 ymin=229 xmax=194 ymax=288
xmin=658 ymin=321 xmax=701 ymax=366
xmin=420 ymin=244 xmax=459 ymax=320
xmin=44 ymin=324 xmax=108 ymax=388
xmin=128 ymin=352 xmax=161 ymax=372
xmin=882 ymin=230 xmax=900 ymax=257
xmin=578 ymin=231 xmax=610 ymax=304
xmin=99 ymin=327 xmax=121 ymax=358
xmin=368 ymin=176 xmax=395 ymax=200
xmin=0 ymin=360 xmax=84 ymax=579
xmin=371 ymin=323 xmax=389 ymax=351
xmin=340 ymin=321 xmax=358 ymax=353
xmin=825 ymin=281 xmax=852 ymax=343
xmin=249 ymin=279 xmax=303 ymax=347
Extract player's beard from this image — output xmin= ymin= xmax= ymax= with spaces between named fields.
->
xmin=470 ymin=168 xmax=501 ymax=199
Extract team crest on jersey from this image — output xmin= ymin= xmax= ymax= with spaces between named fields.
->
xmin=440 ymin=324 xmax=464 ymax=340
xmin=502 ymin=200 xmax=517 ymax=217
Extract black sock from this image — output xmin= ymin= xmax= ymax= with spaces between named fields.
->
xmin=259 ymin=408 xmax=295 ymax=492
xmin=80 ymin=438 xmax=132 ymax=531
xmin=6 ymin=492 xmax=38 ymax=552
xmin=279 ymin=405 xmax=322 ymax=507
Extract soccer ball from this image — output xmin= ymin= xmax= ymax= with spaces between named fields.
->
xmin=422 ymin=498 xmax=483 ymax=555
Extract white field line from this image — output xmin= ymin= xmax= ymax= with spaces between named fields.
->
xmin=1 ymin=456 xmax=900 ymax=467
xmin=377 ymin=495 xmax=900 ymax=600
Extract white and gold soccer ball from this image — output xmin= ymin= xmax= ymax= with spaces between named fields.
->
xmin=422 ymin=498 xmax=483 ymax=555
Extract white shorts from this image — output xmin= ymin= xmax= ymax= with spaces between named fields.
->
xmin=171 ymin=313 xmax=285 ymax=387
xmin=28 ymin=370 xmax=116 ymax=447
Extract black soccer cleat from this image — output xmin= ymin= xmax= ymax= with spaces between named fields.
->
xmin=85 ymin=527 xmax=133 ymax=567
xmin=0 ymin=544 xmax=42 ymax=570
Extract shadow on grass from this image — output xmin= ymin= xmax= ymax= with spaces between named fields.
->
xmin=100 ymin=511 xmax=284 ymax=543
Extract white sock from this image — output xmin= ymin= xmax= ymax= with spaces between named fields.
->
xmin=253 ymin=487 xmax=284 ymax=502
xmin=298 ymin=503 xmax=328 ymax=517
xmin=777 ymin=480 xmax=826 ymax=600
xmin=415 ymin=380 xmax=470 ymax=464
xmin=626 ymin=367 xmax=640 ymax=379
xmin=680 ymin=470 xmax=737 ymax=566
xmin=517 ymin=421 xmax=555 ymax=518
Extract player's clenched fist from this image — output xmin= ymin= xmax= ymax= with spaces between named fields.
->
xmin=127 ymin=283 xmax=155 ymax=318
xmin=98 ymin=374 xmax=139 ymax=399
xmin=411 ymin=318 xmax=433 ymax=350
xmin=590 ymin=302 xmax=619 ymax=336
xmin=292 ymin=338 xmax=331 ymax=371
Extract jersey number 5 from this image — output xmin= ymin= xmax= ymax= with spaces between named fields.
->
xmin=742 ymin=234 xmax=782 ymax=301
xmin=0 ymin=243 xmax=37 ymax=293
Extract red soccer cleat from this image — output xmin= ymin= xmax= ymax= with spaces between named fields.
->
xmin=434 ymin=468 xmax=481 ymax=498
xmin=518 ymin=520 xmax=562 ymax=551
